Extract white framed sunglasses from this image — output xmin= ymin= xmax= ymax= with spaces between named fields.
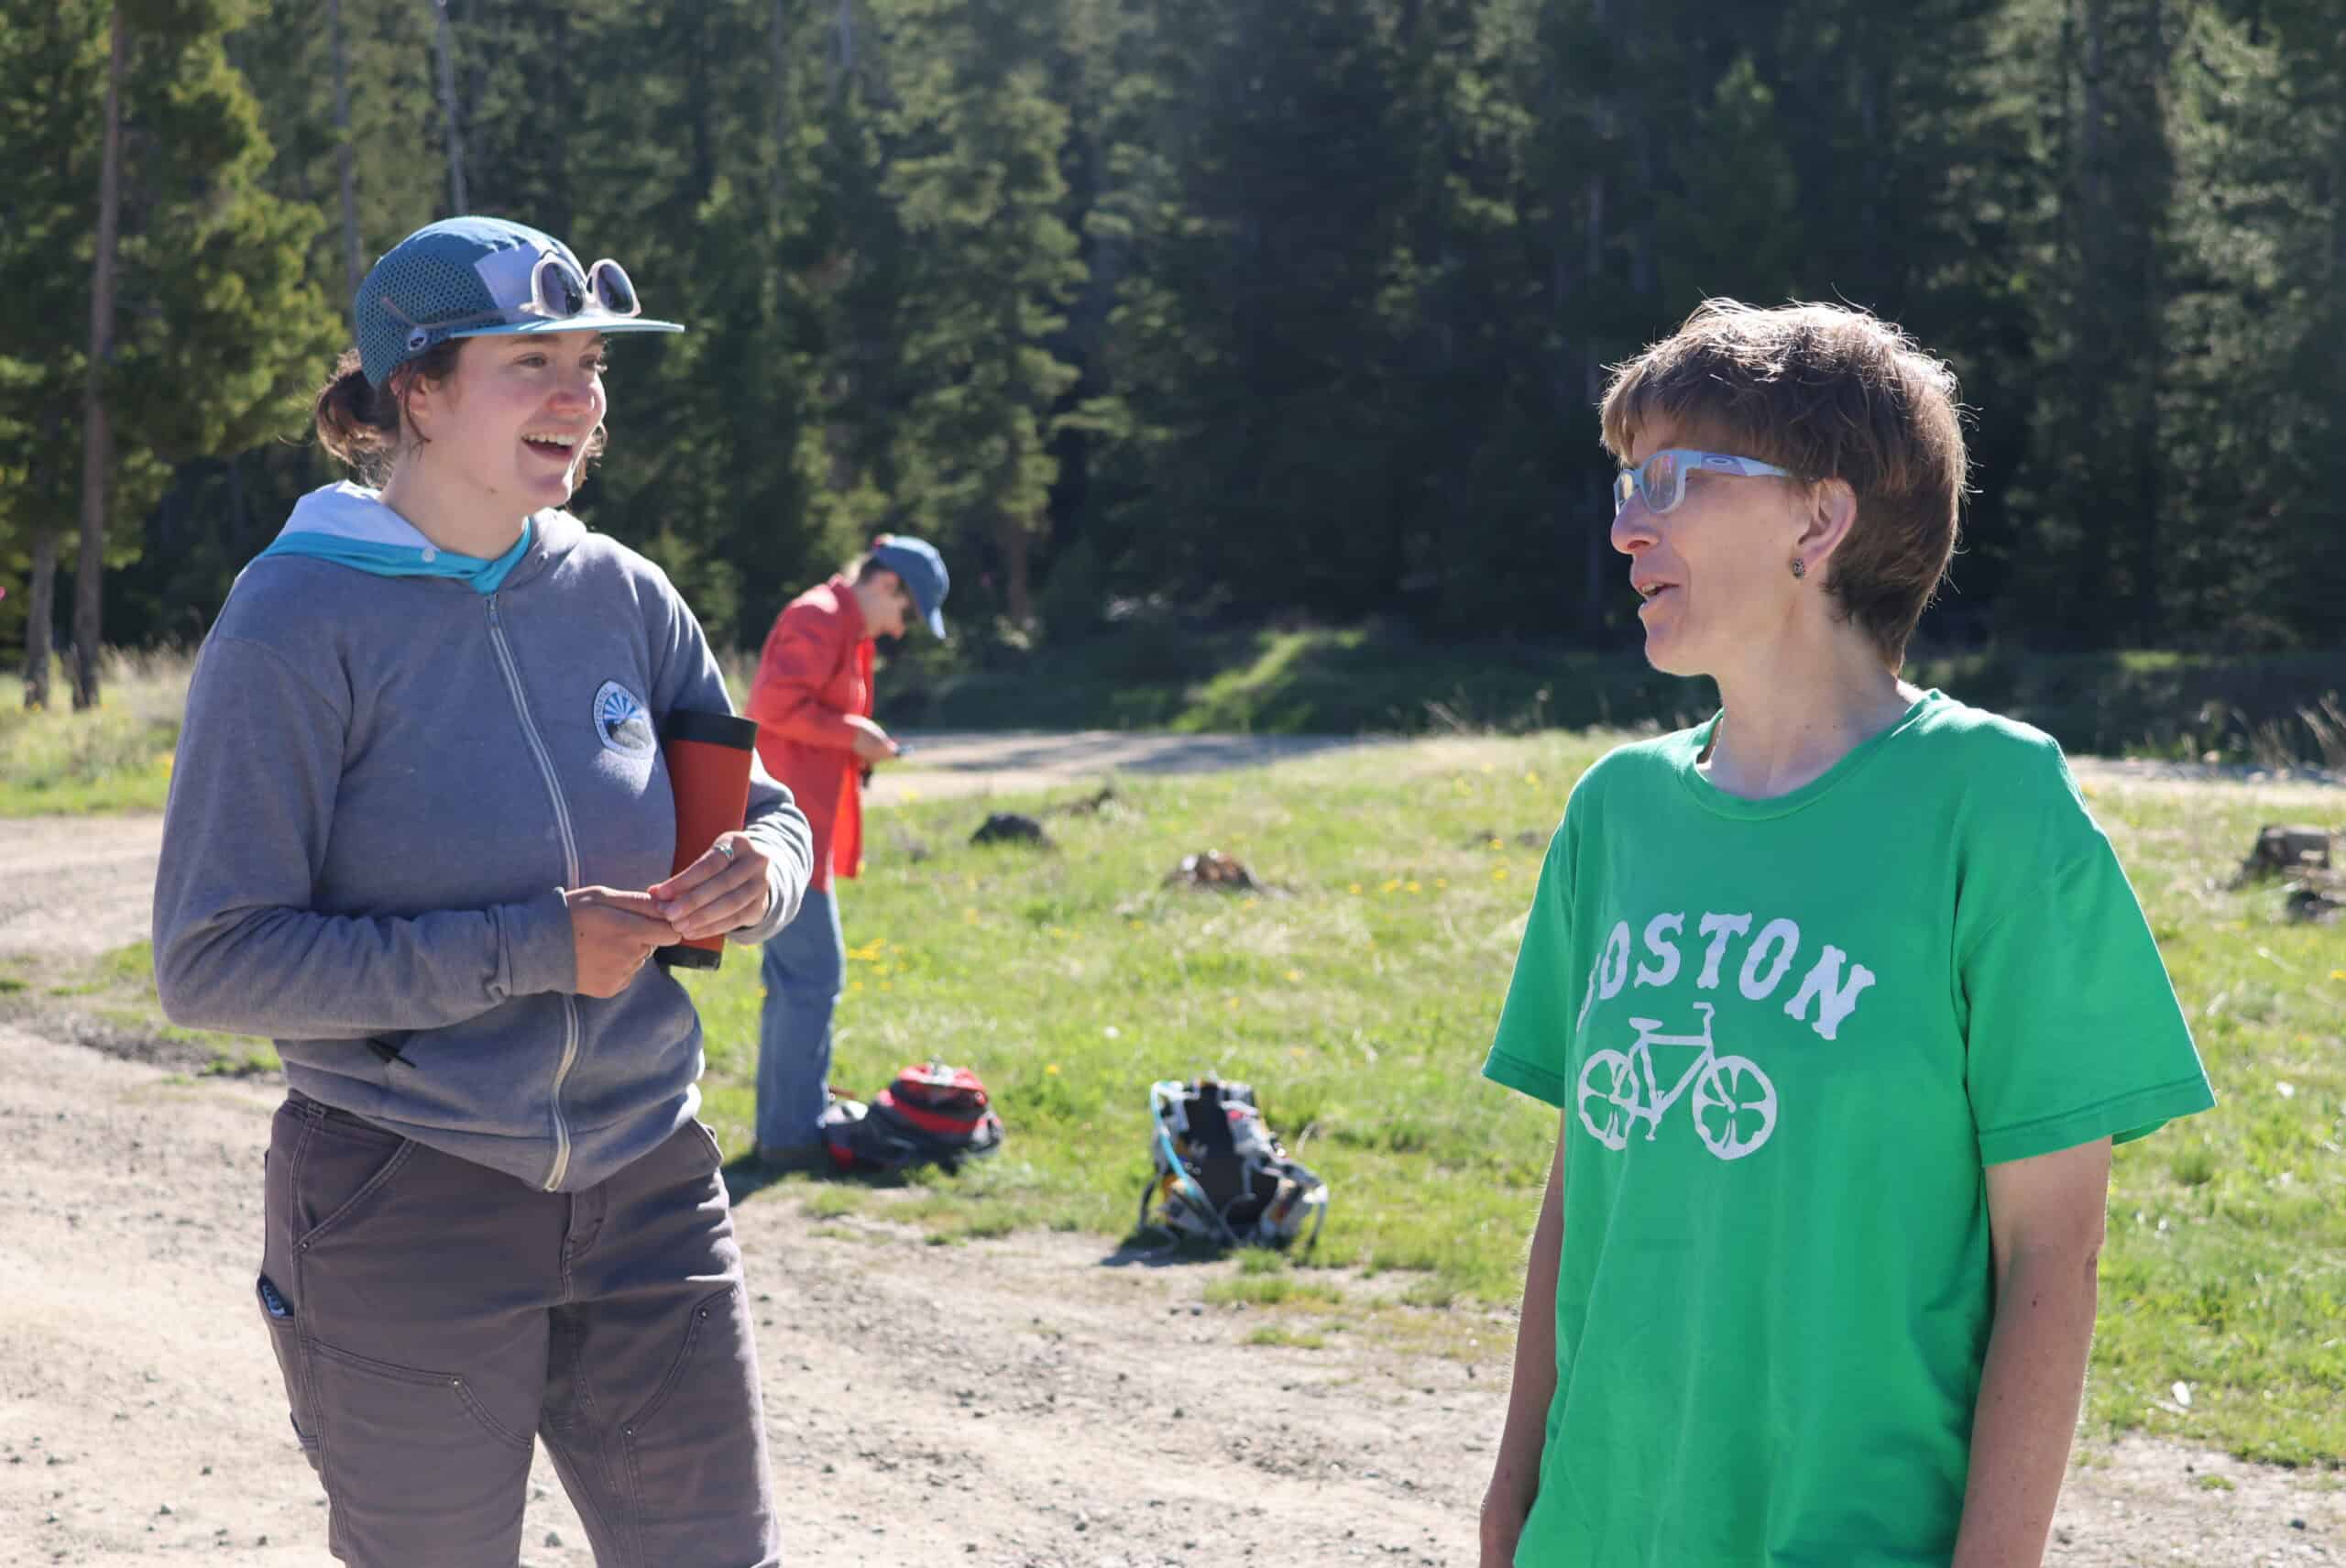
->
xmin=1613 ymin=448 xmax=1798 ymax=517
xmin=518 ymin=253 xmax=641 ymax=321
xmin=380 ymin=252 xmax=644 ymax=342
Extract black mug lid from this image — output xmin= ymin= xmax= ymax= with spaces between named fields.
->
xmin=664 ymin=708 xmax=761 ymax=750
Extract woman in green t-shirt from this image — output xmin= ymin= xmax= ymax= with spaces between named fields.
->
xmin=1479 ymin=300 xmax=2214 ymax=1568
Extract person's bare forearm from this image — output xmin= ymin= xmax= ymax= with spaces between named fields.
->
xmin=1482 ymin=1122 xmax=1566 ymax=1564
xmin=1493 ymin=1172 xmax=1562 ymax=1488
xmin=1950 ymin=1246 xmax=2099 ymax=1568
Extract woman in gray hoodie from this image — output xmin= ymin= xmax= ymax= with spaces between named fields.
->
xmin=152 ymin=216 xmax=813 ymax=1566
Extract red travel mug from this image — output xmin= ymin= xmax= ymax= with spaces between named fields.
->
xmin=655 ymin=708 xmax=762 ymax=971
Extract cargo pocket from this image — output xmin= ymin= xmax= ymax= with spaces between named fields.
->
xmin=298 ymin=1341 xmax=537 ymax=1556
xmin=254 ymin=1275 xmax=322 ymax=1472
xmin=619 ymin=1285 xmax=769 ymax=1523
xmin=305 ymin=1340 xmax=535 ymax=1516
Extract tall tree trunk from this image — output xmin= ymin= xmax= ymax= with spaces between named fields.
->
xmin=2333 ymin=102 xmax=2346 ymax=401
xmin=329 ymin=0 xmax=362 ymax=296
xmin=74 ymin=5 xmax=127 ymax=713
xmin=431 ymin=0 xmax=468 ymax=213
xmin=1582 ymin=166 xmax=1607 ymax=637
xmin=1628 ymin=124 xmax=1657 ymax=301
xmin=1579 ymin=0 xmax=1614 ymax=638
xmin=685 ymin=3 xmax=713 ymax=203
xmin=1858 ymin=33 xmax=1884 ymax=285
xmin=2077 ymin=0 xmax=2114 ymax=629
xmin=550 ymin=4 xmax=572 ymax=236
xmin=2129 ymin=0 xmax=2170 ymax=644
xmin=995 ymin=511 xmax=1034 ymax=629
xmin=2079 ymin=0 xmax=2106 ymax=217
xmin=24 ymin=532 xmax=56 ymax=711
xmin=771 ymin=0 xmax=794 ymax=197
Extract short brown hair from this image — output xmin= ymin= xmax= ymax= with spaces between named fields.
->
xmin=850 ymin=533 xmax=907 ymax=584
xmin=1599 ymin=299 xmax=1968 ymax=667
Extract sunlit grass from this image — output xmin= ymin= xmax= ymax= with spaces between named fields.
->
xmin=2059 ymin=776 xmax=2346 ymax=1464
xmin=25 ymin=709 xmax=2340 ymax=1465
xmin=0 ymin=938 xmax=276 ymax=1078
xmin=683 ymin=735 xmax=1595 ymax=1289
xmin=696 ymin=741 xmax=2345 ymax=1464
xmin=1244 ymin=1325 xmax=1330 ymax=1349
xmin=0 ymin=651 xmax=192 ymax=816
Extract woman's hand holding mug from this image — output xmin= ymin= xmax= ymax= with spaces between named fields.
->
xmin=649 ymin=832 xmax=773 ymax=942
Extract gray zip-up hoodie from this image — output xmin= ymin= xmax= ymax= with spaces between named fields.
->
xmin=153 ymin=485 xmax=813 ymax=1192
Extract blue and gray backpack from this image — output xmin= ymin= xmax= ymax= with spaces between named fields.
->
xmin=1138 ymin=1078 xmax=1328 ymax=1252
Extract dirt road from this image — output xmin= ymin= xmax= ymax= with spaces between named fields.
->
xmin=2 ymin=733 xmax=2340 ymax=1565
xmin=5 ymin=730 xmax=2333 ymax=964
xmin=0 ymin=730 xmax=1375 ymax=962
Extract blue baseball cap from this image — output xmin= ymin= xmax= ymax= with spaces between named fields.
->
xmin=868 ymin=535 xmax=950 ymax=639
xmin=353 ymin=216 xmax=683 ymax=388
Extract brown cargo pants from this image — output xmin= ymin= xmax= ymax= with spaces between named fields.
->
xmin=257 ymin=1090 xmax=781 ymax=1566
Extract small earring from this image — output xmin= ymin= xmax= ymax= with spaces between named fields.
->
xmin=1790 ymin=558 xmax=1807 ymax=581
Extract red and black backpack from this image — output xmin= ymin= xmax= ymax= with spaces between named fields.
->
xmin=823 ymin=1061 xmax=1005 ymax=1173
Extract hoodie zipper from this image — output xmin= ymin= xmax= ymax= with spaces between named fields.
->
xmin=487 ymin=593 xmax=584 ymax=1192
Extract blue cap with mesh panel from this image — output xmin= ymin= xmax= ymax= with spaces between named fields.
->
xmin=353 ymin=216 xmax=683 ymax=388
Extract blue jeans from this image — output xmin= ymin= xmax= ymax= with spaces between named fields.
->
xmin=756 ymin=886 xmax=843 ymax=1151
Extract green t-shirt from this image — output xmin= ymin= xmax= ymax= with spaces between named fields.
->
xmin=1483 ymin=691 xmax=2214 ymax=1567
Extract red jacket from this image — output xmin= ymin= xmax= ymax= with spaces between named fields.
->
xmin=746 ymin=576 xmax=872 ymax=892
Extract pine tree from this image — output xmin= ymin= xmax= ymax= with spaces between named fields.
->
xmin=0 ymin=0 xmax=341 ymax=706
xmin=1094 ymin=0 xmax=1431 ymax=621
xmin=2164 ymin=0 xmax=2346 ymax=648
xmin=0 ymin=2 xmax=109 ymax=704
xmin=13 ymin=0 xmax=2342 ymax=665
xmin=850 ymin=0 xmax=1084 ymax=630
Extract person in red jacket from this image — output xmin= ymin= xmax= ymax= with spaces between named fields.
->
xmin=745 ymin=535 xmax=949 ymax=1167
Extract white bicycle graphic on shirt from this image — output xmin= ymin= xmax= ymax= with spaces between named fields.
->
xmin=1574 ymin=1003 xmax=1778 ymax=1161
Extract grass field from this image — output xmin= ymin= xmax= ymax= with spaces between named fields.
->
xmin=882 ymin=625 xmax=2346 ymax=767
xmin=3 ymin=638 xmax=2340 ymax=818
xmin=654 ymin=737 xmax=2336 ymax=1465
xmin=2 ymin=658 xmax=2341 ymax=1465
xmin=0 ymin=652 xmax=185 ymax=817
xmin=0 ymin=938 xmax=277 ymax=1078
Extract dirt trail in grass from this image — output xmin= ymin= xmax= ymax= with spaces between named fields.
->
xmin=1 ymin=734 xmax=2340 ymax=1565
xmin=9 ymin=733 xmax=2331 ymax=965
xmin=0 ymin=730 xmax=1377 ymax=961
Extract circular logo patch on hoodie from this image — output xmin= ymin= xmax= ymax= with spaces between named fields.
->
xmin=594 ymin=681 xmax=656 ymax=759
